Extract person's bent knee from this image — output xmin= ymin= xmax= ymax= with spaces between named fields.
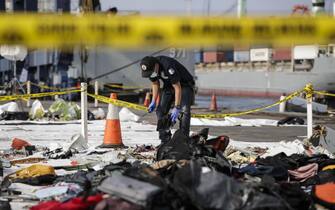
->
xmin=181 ymin=105 xmax=191 ymax=114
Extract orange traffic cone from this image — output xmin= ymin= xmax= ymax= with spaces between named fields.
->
xmin=100 ymin=93 xmax=125 ymax=148
xmin=143 ymin=92 xmax=151 ymax=107
xmin=210 ymin=93 xmax=218 ymax=111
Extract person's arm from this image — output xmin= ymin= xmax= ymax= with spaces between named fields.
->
xmin=172 ymin=82 xmax=182 ymax=107
xmin=152 ymin=80 xmax=160 ymax=103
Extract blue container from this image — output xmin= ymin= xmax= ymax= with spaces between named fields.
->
xmin=223 ymin=50 xmax=234 ymax=62
xmin=194 ymin=52 xmax=203 ymax=64
xmin=234 ymin=51 xmax=250 ymax=62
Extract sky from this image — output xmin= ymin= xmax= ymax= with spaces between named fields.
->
xmin=100 ymin=0 xmax=334 ymax=16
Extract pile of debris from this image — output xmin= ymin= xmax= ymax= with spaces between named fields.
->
xmin=0 ymin=127 xmax=334 ymax=210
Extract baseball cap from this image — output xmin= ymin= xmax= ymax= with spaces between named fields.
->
xmin=140 ymin=56 xmax=158 ymax=78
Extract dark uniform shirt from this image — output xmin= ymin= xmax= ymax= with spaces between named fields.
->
xmin=149 ymin=56 xmax=194 ymax=89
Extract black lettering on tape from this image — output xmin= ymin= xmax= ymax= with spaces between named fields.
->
xmin=144 ymin=31 xmax=164 ymax=43
xmin=278 ymin=24 xmax=315 ymax=36
xmin=37 ymin=23 xmax=76 ymax=35
xmin=202 ymin=24 xmax=241 ymax=37
xmin=253 ymin=24 xmax=272 ymax=37
xmin=1 ymin=30 xmax=24 ymax=43
xmin=89 ymin=24 xmax=108 ymax=42
xmin=300 ymin=25 xmax=316 ymax=34
xmin=117 ymin=24 xmax=129 ymax=34
xmin=90 ymin=24 xmax=106 ymax=33
xmin=180 ymin=23 xmax=192 ymax=35
xmin=327 ymin=30 xmax=335 ymax=42
xmin=90 ymin=23 xmax=129 ymax=35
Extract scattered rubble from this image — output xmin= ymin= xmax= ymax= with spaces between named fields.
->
xmin=0 ymin=105 xmax=334 ymax=210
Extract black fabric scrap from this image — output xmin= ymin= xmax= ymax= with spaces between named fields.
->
xmin=0 ymin=200 xmax=11 ymax=210
xmin=256 ymin=152 xmax=300 ymax=170
xmin=123 ymin=164 xmax=165 ymax=188
xmin=12 ymin=174 xmax=56 ymax=186
xmin=172 ymin=160 xmax=288 ymax=210
xmin=302 ymin=169 xmax=335 ymax=186
xmin=277 ymin=117 xmax=304 ymax=126
xmin=156 ymin=129 xmax=193 ymax=161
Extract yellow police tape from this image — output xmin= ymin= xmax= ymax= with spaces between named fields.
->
xmin=88 ymin=93 xmax=148 ymax=112
xmin=314 ymin=90 xmax=335 ymax=97
xmin=0 ymin=89 xmax=80 ymax=102
xmin=304 ymin=83 xmax=314 ymax=99
xmin=0 ymin=83 xmax=332 ymax=118
xmin=89 ymin=89 xmax=303 ymax=119
xmin=105 ymin=84 xmax=148 ymax=90
xmin=29 ymin=82 xmax=78 ymax=91
xmin=191 ymin=89 xmax=304 ymax=118
xmin=30 ymin=82 xmax=144 ymax=92
xmin=1 ymin=14 xmax=335 ymax=48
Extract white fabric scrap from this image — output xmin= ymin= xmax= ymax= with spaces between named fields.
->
xmin=191 ymin=117 xmax=278 ymax=127
xmin=0 ymin=102 xmax=19 ymax=115
xmin=8 ymin=183 xmax=43 ymax=197
xmin=91 ymin=108 xmax=105 ymax=120
xmin=35 ymin=186 xmax=68 ymax=199
xmin=119 ymin=107 xmax=140 ymax=122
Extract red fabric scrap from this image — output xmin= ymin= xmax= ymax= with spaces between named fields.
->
xmin=11 ymin=138 xmax=31 ymax=150
xmin=30 ymin=194 xmax=103 ymax=210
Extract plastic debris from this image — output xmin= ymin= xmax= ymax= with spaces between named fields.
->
xmin=66 ymin=134 xmax=88 ymax=152
xmin=35 ymin=182 xmax=82 ymax=201
xmin=64 ymin=102 xmax=81 ymax=121
xmin=12 ymin=164 xmax=55 ymax=179
xmin=8 ymin=183 xmax=43 ymax=197
xmin=98 ymin=173 xmax=161 ymax=206
xmin=49 ymin=99 xmax=80 ymax=121
xmin=11 ymin=138 xmax=31 ymax=150
xmin=119 ymin=108 xmax=140 ymax=122
xmin=0 ymin=102 xmax=19 ymax=115
xmin=91 ymin=108 xmax=105 ymax=120
xmin=0 ymin=107 xmax=334 ymax=210
xmin=29 ymin=100 xmax=46 ymax=120
xmin=49 ymin=98 xmax=68 ymax=117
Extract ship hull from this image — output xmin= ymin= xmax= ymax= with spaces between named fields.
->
xmin=73 ymin=47 xmax=195 ymax=88
xmin=195 ymin=57 xmax=335 ymax=97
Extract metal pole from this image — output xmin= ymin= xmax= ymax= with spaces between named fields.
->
xmin=94 ymin=80 xmax=99 ymax=107
xmin=185 ymin=0 xmax=192 ymax=16
xmin=237 ymin=0 xmax=246 ymax=18
xmin=312 ymin=0 xmax=325 ymax=16
xmin=54 ymin=71 xmax=59 ymax=100
xmin=81 ymin=82 xmax=88 ymax=143
xmin=307 ymin=98 xmax=313 ymax=138
xmin=13 ymin=61 xmax=17 ymax=95
xmin=27 ymin=80 xmax=31 ymax=107
xmin=306 ymin=83 xmax=313 ymax=139
xmin=278 ymin=94 xmax=286 ymax=113
xmin=13 ymin=61 xmax=16 ymax=78
xmin=207 ymin=0 xmax=211 ymax=16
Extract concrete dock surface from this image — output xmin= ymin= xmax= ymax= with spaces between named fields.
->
xmin=3 ymin=100 xmax=335 ymax=143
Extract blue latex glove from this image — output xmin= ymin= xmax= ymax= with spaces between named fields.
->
xmin=148 ymin=101 xmax=156 ymax=113
xmin=170 ymin=107 xmax=181 ymax=124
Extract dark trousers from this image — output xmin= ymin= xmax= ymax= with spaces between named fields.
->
xmin=156 ymin=86 xmax=194 ymax=143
